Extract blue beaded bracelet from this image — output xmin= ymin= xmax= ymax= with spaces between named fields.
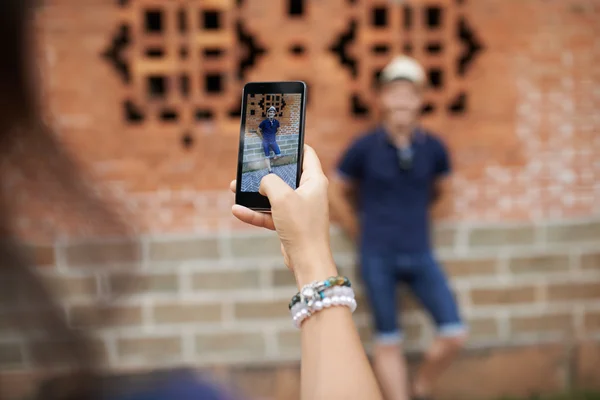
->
xmin=288 ymin=276 xmax=352 ymax=310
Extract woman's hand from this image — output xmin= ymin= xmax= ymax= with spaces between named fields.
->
xmin=230 ymin=145 xmax=337 ymax=287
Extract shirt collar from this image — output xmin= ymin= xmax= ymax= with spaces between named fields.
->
xmin=378 ymin=126 xmax=424 ymax=148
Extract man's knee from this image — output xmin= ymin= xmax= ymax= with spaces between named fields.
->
xmin=439 ymin=332 xmax=467 ymax=351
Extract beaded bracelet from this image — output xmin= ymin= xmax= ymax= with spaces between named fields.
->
xmin=289 ymin=276 xmax=357 ymax=328
xmin=288 ymin=276 xmax=352 ymax=310
xmin=290 ymin=286 xmax=357 ymax=328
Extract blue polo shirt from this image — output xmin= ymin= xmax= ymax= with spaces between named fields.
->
xmin=337 ymin=127 xmax=451 ymax=254
xmin=109 ymin=370 xmax=240 ymax=400
xmin=258 ymin=118 xmax=280 ymax=142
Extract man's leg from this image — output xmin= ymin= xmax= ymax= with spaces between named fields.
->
xmin=271 ymin=140 xmax=282 ymax=161
xmin=262 ymin=141 xmax=272 ymax=172
xmin=361 ymin=254 xmax=410 ymax=400
xmin=412 ymin=334 xmax=466 ymax=399
xmin=409 ymin=254 xmax=468 ymax=399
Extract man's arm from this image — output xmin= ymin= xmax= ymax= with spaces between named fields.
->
xmin=430 ymin=176 xmax=453 ymax=219
xmin=256 ymin=126 xmax=263 ymax=140
xmin=274 ymin=119 xmax=281 ymax=137
xmin=328 ymin=139 xmax=366 ymax=243
xmin=430 ymin=137 xmax=453 ymax=217
xmin=329 ymin=174 xmax=360 ymax=243
xmin=431 ymin=176 xmax=449 ymax=204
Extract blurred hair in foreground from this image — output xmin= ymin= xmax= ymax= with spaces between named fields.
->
xmin=0 ymin=0 xmax=139 ymax=399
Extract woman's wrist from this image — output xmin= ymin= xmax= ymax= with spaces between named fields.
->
xmin=291 ymin=246 xmax=338 ymax=289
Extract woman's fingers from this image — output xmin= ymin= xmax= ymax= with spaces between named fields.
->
xmin=230 ymin=180 xmax=277 ymax=231
xmin=231 ymin=204 xmax=276 ymax=230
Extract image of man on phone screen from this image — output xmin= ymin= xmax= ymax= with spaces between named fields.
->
xmin=257 ymin=106 xmax=281 ymax=173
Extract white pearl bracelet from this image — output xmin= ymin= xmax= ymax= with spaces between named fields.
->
xmin=290 ymin=286 xmax=357 ymax=328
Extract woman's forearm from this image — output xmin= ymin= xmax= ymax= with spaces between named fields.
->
xmin=294 ymin=258 xmax=383 ymax=400
xmin=301 ymin=307 xmax=382 ymax=400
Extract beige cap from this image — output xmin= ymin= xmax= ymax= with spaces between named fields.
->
xmin=379 ymin=55 xmax=426 ymax=86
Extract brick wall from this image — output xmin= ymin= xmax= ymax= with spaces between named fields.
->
xmin=1 ymin=218 xmax=599 ymax=399
xmin=15 ymin=0 xmax=597 ymax=240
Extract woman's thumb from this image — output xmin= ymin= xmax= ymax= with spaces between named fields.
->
xmin=259 ymin=173 xmax=294 ymax=203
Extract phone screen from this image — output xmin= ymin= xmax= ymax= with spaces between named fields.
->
xmin=235 ymin=81 xmax=306 ymax=211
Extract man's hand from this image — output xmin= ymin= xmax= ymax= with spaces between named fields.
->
xmin=328 ymin=174 xmax=360 ymax=246
xmin=430 ymin=177 xmax=453 ymax=218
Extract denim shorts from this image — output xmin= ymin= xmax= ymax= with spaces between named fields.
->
xmin=262 ymin=139 xmax=281 ymax=157
xmin=360 ymin=251 xmax=467 ymax=344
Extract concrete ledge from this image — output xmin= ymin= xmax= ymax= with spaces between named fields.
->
xmin=23 ymin=341 xmax=600 ymax=400
xmin=227 ymin=341 xmax=597 ymax=400
xmin=242 ymin=155 xmax=297 ymax=172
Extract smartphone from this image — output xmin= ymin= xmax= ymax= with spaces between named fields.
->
xmin=235 ymin=81 xmax=307 ymax=212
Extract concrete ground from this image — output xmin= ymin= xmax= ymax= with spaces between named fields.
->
xmin=240 ymin=163 xmax=298 ymax=192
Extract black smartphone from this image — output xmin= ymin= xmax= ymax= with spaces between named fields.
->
xmin=235 ymin=81 xmax=307 ymax=212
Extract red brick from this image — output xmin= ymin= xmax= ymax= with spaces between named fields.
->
xmin=547 ymin=281 xmax=600 ymax=301
xmin=470 ymin=286 xmax=537 ymax=306
xmin=229 ymin=344 xmax=570 ymax=400
xmin=117 ymin=336 xmax=182 ymax=363
xmin=4 ymin=0 xmax=597 ymax=240
xmin=510 ymin=314 xmax=574 ymax=335
xmin=468 ymin=318 xmax=500 ymax=340
xmin=431 ymin=345 xmax=567 ymax=399
xmin=0 ymin=371 xmax=39 ymax=400
xmin=69 ymin=305 xmax=143 ymax=328
xmin=444 ymin=258 xmax=497 ymax=278
xmin=583 ymin=310 xmax=600 ymax=332
xmin=576 ymin=340 xmax=600 ymax=389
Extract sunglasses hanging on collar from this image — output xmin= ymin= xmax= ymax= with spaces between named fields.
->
xmin=397 ymin=146 xmax=413 ymax=170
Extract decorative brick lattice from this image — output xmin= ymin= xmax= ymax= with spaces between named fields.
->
xmin=102 ymin=0 xmax=483 ymax=133
xmin=244 ymin=94 xmax=299 ymax=138
xmin=330 ymin=0 xmax=483 ymax=118
xmin=23 ymin=0 xmax=595 ymax=238
xmin=103 ymin=0 xmax=251 ymax=130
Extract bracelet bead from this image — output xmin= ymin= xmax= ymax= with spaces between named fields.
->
xmin=288 ymin=276 xmax=357 ymax=328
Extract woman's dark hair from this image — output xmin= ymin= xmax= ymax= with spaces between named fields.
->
xmin=0 ymin=1 xmax=137 ymax=399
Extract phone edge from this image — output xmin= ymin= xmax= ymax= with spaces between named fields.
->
xmin=296 ymin=81 xmax=307 ymax=191
xmin=235 ymin=81 xmax=307 ymax=211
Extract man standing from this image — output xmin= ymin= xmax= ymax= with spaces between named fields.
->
xmin=257 ymin=106 xmax=282 ymax=173
xmin=329 ymin=56 xmax=468 ymax=400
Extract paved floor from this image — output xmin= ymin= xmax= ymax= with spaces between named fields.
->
xmin=241 ymin=163 xmax=298 ymax=192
